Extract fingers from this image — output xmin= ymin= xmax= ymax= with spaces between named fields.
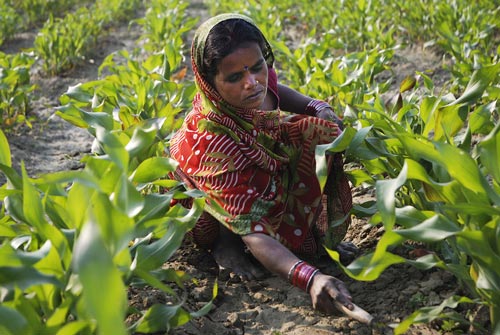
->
xmin=310 ymin=274 xmax=354 ymax=315
xmin=326 ymin=278 xmax=353 ymax=310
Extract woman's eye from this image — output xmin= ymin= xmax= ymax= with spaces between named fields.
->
xmin=250 ymin=65 xmax=262 ymax=73
xmin=227 ymin=74 xmax=242 ymax=83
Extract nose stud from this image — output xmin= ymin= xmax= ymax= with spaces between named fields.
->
xmin=244 ymin=65 xmax=249 ymax=71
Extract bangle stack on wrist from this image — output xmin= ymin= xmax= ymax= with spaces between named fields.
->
xmin=288 ymin=260 xmax=320 ymax=292
xmin=305 ymin=99 xmax=332 ymax=117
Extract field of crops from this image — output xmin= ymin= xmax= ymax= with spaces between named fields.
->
xmin=0 ymin=0 xmax=499 ymax=334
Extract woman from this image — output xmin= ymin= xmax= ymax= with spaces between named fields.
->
xmin=170 ymin=13 xmax=356 ymax=314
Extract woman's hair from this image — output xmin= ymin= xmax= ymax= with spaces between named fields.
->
xmin=201 ymin=19 xmax=271 ymax=86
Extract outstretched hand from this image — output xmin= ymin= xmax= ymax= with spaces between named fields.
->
xmin=308 ymin=273 xmax=353 ymax=314
xmin=315 ymin=107 xmax=344 ymax=129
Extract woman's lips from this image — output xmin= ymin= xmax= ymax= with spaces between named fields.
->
xmin=245 ymin=89 xmax=264 ymax=101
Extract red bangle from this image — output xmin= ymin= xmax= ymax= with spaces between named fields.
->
xmin=290 ymin=261 xmax=320 ymax=292
xmin=305 ymin=99 xmax=332 ymax=116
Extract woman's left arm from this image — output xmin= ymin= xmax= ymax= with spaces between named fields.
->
xmin=277 ymin=84 xmax=343 ymax=128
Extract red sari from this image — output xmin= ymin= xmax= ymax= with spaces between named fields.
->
xmin=170 ymin=13 xmax=351 ymax=255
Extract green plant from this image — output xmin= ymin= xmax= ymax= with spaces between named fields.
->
xmin=323 ymin=62 xmax=500 ymax=334
xmin=134 ymin=0 xmax=198 ymax=57
xmin=34 ymin=7 xmax=100 ymax=75
xmin=10 ymin=0 xmax=81 ymax=29
xmin=57 ymin=49 xmax=195 ymax=139
xmin=95 ymin=0 xmax=141 ymax=25
xmin=0 ymin=120 xmax=213 ymax=334
xmin=0 ymin=1 xmax=21 ymax=46
xmin=0 ymin=51 xmax=36 ymax=129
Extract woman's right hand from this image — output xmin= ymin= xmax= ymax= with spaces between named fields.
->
xmin=308 ymin=272 xmax=353 ymax=314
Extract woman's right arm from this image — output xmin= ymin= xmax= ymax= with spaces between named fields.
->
xmin=242 ymin=232 xmax=353 ymax=314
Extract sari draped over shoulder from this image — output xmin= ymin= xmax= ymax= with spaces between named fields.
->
xmin=170 ymin=13 xmax=350 ymax=252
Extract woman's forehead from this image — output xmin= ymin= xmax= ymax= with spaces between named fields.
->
xmin=217 ymin=43 xmax=264 ymax=72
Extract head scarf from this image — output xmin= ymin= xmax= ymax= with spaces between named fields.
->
xmin=192 ymin=13 xmax=274 ymax=76
xmin=190 ymin=13 xmax=278 ymax=131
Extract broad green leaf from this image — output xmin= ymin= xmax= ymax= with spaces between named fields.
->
xmin=91 ymin=192 xmax=134 ymax=255
xmin=132 ymin=157 xmax=178 ymax=183
xmin=136 ymin=193 xmax=174 ymax=226
xmin=125 ymin=119 xmax=163 ymax=157
xmin=394 ymin=206 xmax=434 ymax=229
xmin=327 ymin=230 xmax=406 ymax=281
xmin=63 ymin=84 xmax=94 ymax=103
xmin=396 ymin=214 xmax=461 ymax=242
xmin=0 ymin=163 xmax=22 ymax=189
xmin=469 ymin=102 xmax=496 ymax=135
xmin=112 ymin=174 xmax=144 ymax=217
xmin=0 ymin=129 xmax=11 ymax=167
xmin=441 ymin=203 xmax=500 ymax=216
xmin=399 ymin=135 xmax=491 ymax=202
xmin=3 ymin=193 xmax=27 ymax=223
xmin=0 ymin=306 xmax=31 ymax=335
xmin=66 ymin=183 xmax=95 ymax=230
xmin=315 ymin=127 xmax=356 ymax=192
xmin=399 ymin=75 xmax=416 ymax=93
xmin=79 ymin=110 xmax=114 ymax=131
xmin=132 ymin=268 xmax=177 ymax=296
xmin=376 ymin=163 xmax=408 ymax=229
xmin=95 ymin=127 xmax=129 ymax=172
xmin=20 ymin=166 xmax=71 ymax=266
xmin=133 ymin=303 xmax=189 ymax=333
xmin=132 ymin=219 xmax=186 ymax=272
xmin=433 ymin=104 xmax=467 ymax=141
xmin=434 ymin=141 xmax=493 ymax=203
xmin=84 ymin=158 xmax=121 ymax=194
xmin=73 ymin=220 xmax=127 ymax=335
xmin=46 ymin=297 xmax=73 ymax=328
xmin=446 ymin=62 xmax=500 ymax=107
xmin=0 ymin=241 xmax=51 ymax=267
xmin=346 ymin=169 xmax=373 ymax=186
xmin=0 ymin=266 xmax=61 ymax=291
xmin=55 ymin=105 xmax=89 ymax=129
xmin=457 ymin=230 xmax=500 ymax=292
xmin=407 ymin=253 xmax=447 ymax=271
xmin=404 ymin=159 xmax=464 ymax=203
xmin=478 ymin=122 xmax=500 ymax=184
xmin=22 ymin=164 xmax=46 ymax=230
xmin=55 ymin=321 xmax=90 ymax=335
xmin=419 ymin=96 xmax=439 ymax=131
xmin=394 ymin=296 xmax=475 ymax=335
xmin=346 ymin=127 xmax=380 ymax=160
xmin=35 ymin=170 xmax=101 ymax=191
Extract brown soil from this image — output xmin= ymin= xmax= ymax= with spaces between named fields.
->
xmin=2 ymin=2 xmax=490 ymax=335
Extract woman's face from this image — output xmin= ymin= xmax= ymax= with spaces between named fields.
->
xmin=213 ymin=42 xmax=268 ymax=109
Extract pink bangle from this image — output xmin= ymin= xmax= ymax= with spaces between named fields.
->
xmin=305 ymin=99 xmax=332 ymax=116
xmin=290 ymin=261 xmax=320 ymax=292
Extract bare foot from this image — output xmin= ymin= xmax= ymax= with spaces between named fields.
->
xmin=211 ymin=225 xmax=267 ymax=280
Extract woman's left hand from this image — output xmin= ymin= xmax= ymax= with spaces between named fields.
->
xmin=316 ymin=107 xmax=344 ymax=129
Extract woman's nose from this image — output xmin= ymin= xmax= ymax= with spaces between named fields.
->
xmin=244 ymin=74 xmax=258 ymax=88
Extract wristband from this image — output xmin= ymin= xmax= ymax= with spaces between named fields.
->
xmin=305 ymin=99 xmax=332 ymax=117
xmin=306 ymin=99 xmax=344 ymax=129
xmin=289 ymin=261 xmax=320 ymax=292
xmin=287 ymin=260 xmax=304 ymax=282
